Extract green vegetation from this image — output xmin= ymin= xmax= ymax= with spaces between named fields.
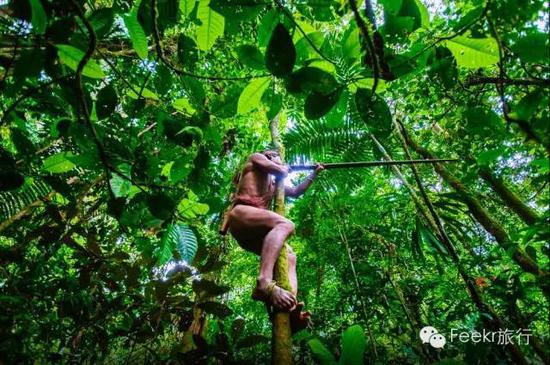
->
xmin=0 ymin=0 xmax=548 ymax=364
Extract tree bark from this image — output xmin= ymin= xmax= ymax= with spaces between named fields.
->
xmin=478 ymin=167 xmax=539 ymax=225
xmin=269 ymin=116 xmax=293 ymax=365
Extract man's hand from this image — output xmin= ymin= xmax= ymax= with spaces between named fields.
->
xmin=313 ymin=164 xmax=324 ymax=176
xmin=278 ymin=165 xmax=290 ymax=178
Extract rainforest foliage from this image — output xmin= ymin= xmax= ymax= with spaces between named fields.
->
xmin=0 ymin=0 xmax=549 ymax=364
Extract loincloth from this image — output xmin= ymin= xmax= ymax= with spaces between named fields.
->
xmin=219 ymin=195 xmax=270 ymax=235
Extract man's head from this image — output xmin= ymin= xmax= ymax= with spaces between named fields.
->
xmin=261 ymin=149 xmax=282 ymax=164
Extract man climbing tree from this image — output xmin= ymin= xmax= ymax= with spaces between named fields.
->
xmin=221 ymin=149 xmax=323 ymax=332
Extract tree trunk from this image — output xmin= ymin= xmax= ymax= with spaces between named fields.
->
xmin=269 ymin=116 xmax=293 ymax=365
xmin=478 ymin=167 xmax=539 ymax=225
xmin=402 ymin=130 xmax=546 ymax=283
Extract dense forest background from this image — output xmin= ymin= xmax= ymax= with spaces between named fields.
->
xmin=0 ymin=0 xmax=548 ymax=364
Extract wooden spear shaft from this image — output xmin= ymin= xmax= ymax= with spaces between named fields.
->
xmin=269 ymin=116 xmax=293 ymax=365
xmin=289 ymin=158 xmax=457 ymax=171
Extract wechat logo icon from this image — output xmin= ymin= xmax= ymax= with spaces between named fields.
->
xmin=420 ymin=326 xmax=446 ymax=348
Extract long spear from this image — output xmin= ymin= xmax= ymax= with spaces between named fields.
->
xmin=289 ymin=158 xmax=458 ymax=171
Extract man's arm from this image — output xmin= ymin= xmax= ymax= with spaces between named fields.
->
xmin=285 ymin=165 xmax=324 ymax=197
xmin=250 ymin=153 xmax=289 ymax=177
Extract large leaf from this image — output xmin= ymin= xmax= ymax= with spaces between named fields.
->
xmin=56 ymin=45 xmax=105 ymax=79
xmin=308 ymin=339 xmax=336 ymax=365
xmin=355 ymin=90 xmax=393 ymax=139
xmin=96 ymin=84 xmax=118 ymax=120
xmin=109 ymin=164 xmax=132 ymax=198
xmin=42 ymin=152 xmax=76 ymax=173
xmin=304 ymin=87 xmax=342 ymax=120
xmin=179 ymin=0 xmax=196 ymax=17
xmin=159 ymin=223 xmax=198 ymax=264
xmin=147 ymin=192 xmax=176 ymax=220
xmin=444 ymin=33 xmax=499 ymax=69
xmin=236 ymin=45 xmax=264 ymax=70
xmin=123 ymin=9 xmax=149 ymax=59
xmin=237 ymin=77 xmax=271 ymax=114
xmin=289 ymin=67 xmax=338 ymax=94
xmin=29 ymin=0 xmax=47 ymax=34
xmin=196 ymin=0 xmax=225 ymax=51
xmin=511 ymin=32 xmax=549 ymax=63
xmin=339 ymin=325 xmax=366 ymax=365
xmin=265 ymin=23 xmax=296 ymax=77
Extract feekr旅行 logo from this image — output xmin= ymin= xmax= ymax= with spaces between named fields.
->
xmin=420 ymin=326 xmax=533 ymax=348
xmin=419 ymin=326 xmax=446 ymax=348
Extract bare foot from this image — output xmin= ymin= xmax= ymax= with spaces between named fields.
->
xmin=290 ymin=302 xmax=311 ymax=334
xmin=252 ymin=279 xmax=296 ymax=311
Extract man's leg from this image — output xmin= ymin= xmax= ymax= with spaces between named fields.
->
xmin=229 ymin=205 xmax=297 ymax=310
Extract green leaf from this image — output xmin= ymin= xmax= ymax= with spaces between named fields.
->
xmin=380 ymin=0 xmax=403 ymax=15
xmin=42 ymin=152 xmax=76 ymax=173
xmin=172 ymin=97 xmax=196 ymax=114
xmin=308 ymin=339 xmax=336 ymax=365
xmin=427 ymin=46 xmax=457 ymax=89
xmin=296 ymin=31 xmax=325 ymax=64
xmin=511 ymin=32 xmax=549 ymax=63
xmin=339 ymin=325 xmax=366 ymax=365
xmin=381 ymin=15 xmax=415 ymax=38
xmin=177 ymin=35 xmax=199 ymax=69
xmin=476 ymin=149 xmax=503 ymax=166
xmin=210 ymin=84 xmax=242 ymax=118
xmin=262 ymin=88 xmax=283 ymax=121
xmin=355 ymin=90 xmax=393 ymax=139
xmin=159 ymin=223 xmax=198 ymax=264
xmin=304 ymin=87 xmax=342 ymax=120
xmin=179 ymin=0 xmax=196 ymax=17
xmin=29 ymin=0 xmax=47 ymax=34
xmin=444 ymin=32 xmax=499 ymax=69
xmin=123 ymin=10 xmax=149 ymax=60
xmin=290 ymin=67 xmax=338 ymax=94
xmin=177 ymin=191 xmax=209 ymax=218
xmin=265 ymin=23 xmax=296 ymax=77
xmin=341 ymin=26 xmax=361 ymax=61
xmin=513 ymin=90 xmax=544 ymax=120
xmin=109 ymin=164 xmax=132 ymax=198
xmin=128 ymin=87 xmax=159 ymax=100
xmin=89 ymin=8 xmax=115 ymax=39
xmin=257 ymin=10 xmax=279 ymax=48
xmin=147 ymin=192 xmax=176 ymax=220
xmin=96 ymin=84 xmax=118 ymax=120
xmin=236 ymin=45 xmax=265 ymax=70
xmin=196 ymin=0 xmax=225 ymax=51
xmin=56 ymin=45 xmax=105 ymax=79
xmin=453 ymin=5 xmax=484 ymax=32
xmin=237 ymin=77 xmax=271 ymax=114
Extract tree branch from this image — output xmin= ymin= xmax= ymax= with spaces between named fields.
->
xmin=349 ymin=0 xmax=379 ymax=95
xmin=464 ymin=76 xmax=550 ymax=88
